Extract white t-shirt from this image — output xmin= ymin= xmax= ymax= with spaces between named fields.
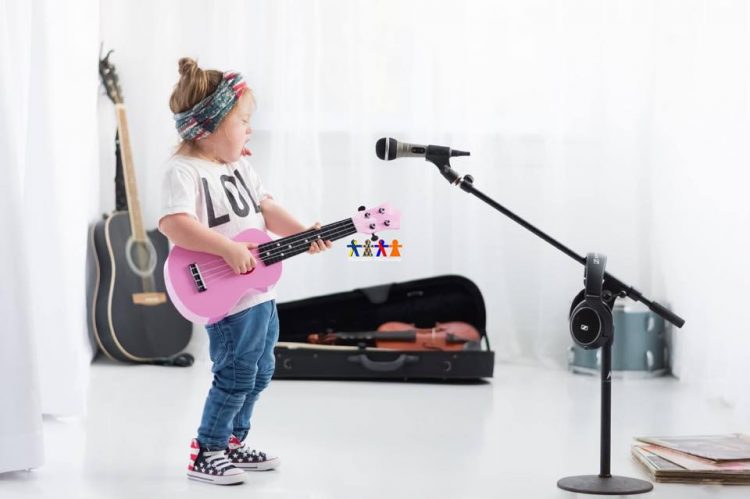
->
xmin=159 ymin=154 xmax=277 ymax=315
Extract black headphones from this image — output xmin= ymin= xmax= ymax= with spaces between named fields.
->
xmin=569 ymin=253 xmax=613 ymax=349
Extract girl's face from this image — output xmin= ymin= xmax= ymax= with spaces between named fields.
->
xmin=198 ymin=91 xmax=254 ymax=163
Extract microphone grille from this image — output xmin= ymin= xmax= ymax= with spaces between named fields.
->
xmin=375 ymin=137 xmax=397 ymax=160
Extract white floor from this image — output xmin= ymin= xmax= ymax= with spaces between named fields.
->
xmin=1 ymin=359 xmax=746 ymax=499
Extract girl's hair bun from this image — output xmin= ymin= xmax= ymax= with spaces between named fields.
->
xmin=170 ymin=57 xmax=222 ymax=114
xmin=178 ymin=57 xmax=200 ymax=78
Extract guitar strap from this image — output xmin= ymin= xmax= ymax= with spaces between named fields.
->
xmin=114 ymin=129 xmax=128 ymax=212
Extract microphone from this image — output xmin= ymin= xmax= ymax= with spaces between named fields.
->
xmin=375 ymin=137 xmax=469 ymax=161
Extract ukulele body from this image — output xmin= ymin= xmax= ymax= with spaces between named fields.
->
xmin=164 ymin=227 xmax=282 ymax=325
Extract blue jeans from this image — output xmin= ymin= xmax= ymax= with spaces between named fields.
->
xmin=197 ymin=300 xmax=279 ymax=450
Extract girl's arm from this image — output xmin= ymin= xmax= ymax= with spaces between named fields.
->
xmin=261 ymin=198 xmax=332 ymax=252
xmin=159 ymin=214 xmax=259 ymax=274
xmin=159 ymin=213 xmax=232 ymax=255
xmin=260 ymin=198 xmax=310 ymax=237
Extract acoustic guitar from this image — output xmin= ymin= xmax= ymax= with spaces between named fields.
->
xmin=91 ymin=50 xmax=192 ymax=365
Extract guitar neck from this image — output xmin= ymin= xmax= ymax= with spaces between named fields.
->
xmin=114 ymin=104 xmax=147 ymax=242
xmin=257 ymin=219 xmax=358 ymax=265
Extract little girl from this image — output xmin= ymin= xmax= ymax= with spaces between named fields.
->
xmin=159 ymin=58 xmax=332 ymax=486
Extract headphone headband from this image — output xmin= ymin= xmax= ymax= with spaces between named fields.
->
xmin=584 ymin=253 xmax=607 ymax=299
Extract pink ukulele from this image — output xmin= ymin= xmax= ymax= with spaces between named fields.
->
xmin=164 ymin=203 xmax=401 ymax=324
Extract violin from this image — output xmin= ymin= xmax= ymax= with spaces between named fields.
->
xmin=307 ymin=321 xmax=482 ymax=351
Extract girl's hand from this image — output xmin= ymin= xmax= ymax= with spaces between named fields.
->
xmin=220 ymin=240 xmax=258 ymax=274
xmin=307 ymin=222 xmax=333 ymax=254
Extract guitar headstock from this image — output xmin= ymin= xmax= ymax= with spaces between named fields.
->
xmin=99 ymin=47 xmax=123 ymax=104
xmin=351 ymin=203 xmax=401 ymax=235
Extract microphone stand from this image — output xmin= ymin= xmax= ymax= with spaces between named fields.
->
xmin=426 ymin=146 xmax=685 ymax=328
xmin=425 ymin=146 xmax=684 ymax=495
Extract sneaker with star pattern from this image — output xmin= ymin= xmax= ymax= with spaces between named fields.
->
xmin=225 ymin=434 xmax=281 ymax=471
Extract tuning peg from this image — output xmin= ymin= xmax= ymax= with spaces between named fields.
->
xmin=371 ymin=234 xmax=379 ymax=242
xmin=358 ymin=205 xmax=366 ymax=211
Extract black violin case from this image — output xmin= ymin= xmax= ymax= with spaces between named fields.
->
xmin=273 ymin=274 xmax=494 ymax=381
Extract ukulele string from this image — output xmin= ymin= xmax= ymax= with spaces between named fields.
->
xmin=199 ymin=224 xmax=369 ymax=282
xmin=195 ymin=219 xmax=355 ymax=275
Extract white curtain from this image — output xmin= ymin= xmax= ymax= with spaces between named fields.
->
xmin=0 ymin=0 xmax=99 ymax=473
xmin=646 ymin=2 xmax=750 ymax=416
xmin=0 ymin=2 xmax=43 ymax=473
xmin=91 ymin=0 xmax=746 ymax=414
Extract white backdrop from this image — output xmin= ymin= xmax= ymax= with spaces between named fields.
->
xmin=96 ymin=0 xmax=750 ymax=417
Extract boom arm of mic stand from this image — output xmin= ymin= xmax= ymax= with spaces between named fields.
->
xmin=424 ymin=153 xmax=686 ymax=329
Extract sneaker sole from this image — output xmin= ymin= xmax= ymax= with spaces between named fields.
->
xmin=187 ymin=470 xmax=246 ymax=485
xmin=234 ymin=457 xmax=281 ymax=471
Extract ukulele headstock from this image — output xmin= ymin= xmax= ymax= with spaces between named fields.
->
xmin=99 ymin=46 xmax=123 ymax=104
xmin=351 ymin=203 xmax=401 ymax=235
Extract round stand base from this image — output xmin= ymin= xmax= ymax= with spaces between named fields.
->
xmin=557 ymin=475 xmax=653 ymax=495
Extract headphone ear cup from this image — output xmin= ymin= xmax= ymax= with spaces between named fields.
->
xmin=570 ymin=301 xmax=602 ymax=349
xmin=570 ymin=289 xmax=600 ymax=348
xmin=570 ymin=300 xmax=613 ymax=349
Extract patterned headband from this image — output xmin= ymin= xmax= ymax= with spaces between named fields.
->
xmin=174 ymin=71 xmax=247 ymax=141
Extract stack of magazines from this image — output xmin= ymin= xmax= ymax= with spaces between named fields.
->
xmin=632 ymin=434 xmax=750 ymax=484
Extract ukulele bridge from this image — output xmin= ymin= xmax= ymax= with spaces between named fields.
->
xmin=189 ymin=263 xmax=207 ymax=292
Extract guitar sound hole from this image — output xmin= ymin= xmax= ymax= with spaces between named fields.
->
xmin=131 ymin=242 xmax=151 ymax=271
xmin=241 ymin=267 xmax=257 ymax=275
xmin=126 ymin=237 xmax=157 ymax=277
